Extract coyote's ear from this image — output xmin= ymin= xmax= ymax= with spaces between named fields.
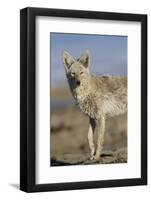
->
xmin=63 ymin=51 xmax=75 ymax=71
xmin=79 ymin=50 xmax=90 ymax=68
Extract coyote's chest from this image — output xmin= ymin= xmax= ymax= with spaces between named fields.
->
xmin=72 ymin=86 xmax=99 ymax=119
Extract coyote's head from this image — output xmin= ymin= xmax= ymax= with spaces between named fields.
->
xmin=63 ymin=50 xmax=90 ymax=89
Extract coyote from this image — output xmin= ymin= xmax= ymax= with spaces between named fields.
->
xmin=63 ymin=50 xmax=127 ymax=160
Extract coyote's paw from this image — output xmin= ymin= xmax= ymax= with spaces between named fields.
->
xmin=93 ymin=153 xmax=101 ymax=161
xmin=89 ymin=155 xmax=95 ymax=161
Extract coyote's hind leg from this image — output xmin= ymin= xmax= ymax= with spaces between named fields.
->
xmin=88 ymin=118 xmax=96 ymax=160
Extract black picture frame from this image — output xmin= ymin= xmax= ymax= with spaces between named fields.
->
xmin=20 ymin=7 xmax=147 ymax=192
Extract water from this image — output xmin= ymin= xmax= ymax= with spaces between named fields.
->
xmin=51 ymin=99 xmax=75 ymax=111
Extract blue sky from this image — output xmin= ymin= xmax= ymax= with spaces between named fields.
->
xmin=50 ymin=33 xmax=127 ymax=87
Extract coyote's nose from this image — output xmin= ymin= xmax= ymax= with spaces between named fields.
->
xmin=76 ymin=80 xmax=80 ymax=86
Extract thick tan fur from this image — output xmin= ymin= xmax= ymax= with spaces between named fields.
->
xmin=63 ymin=50 xmax=127 ymax=160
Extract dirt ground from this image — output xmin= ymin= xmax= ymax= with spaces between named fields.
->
xmin=50 ymin=86 xmax=127 ymax=166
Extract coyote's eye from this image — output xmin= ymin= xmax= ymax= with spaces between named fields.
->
xmin=80 ymin=71 xmax=84 ymax=75
xmin=71 ymin=72 xmax=75 ymax=77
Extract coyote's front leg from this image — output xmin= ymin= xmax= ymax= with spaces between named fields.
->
xmin=88 ymin=118 xmax=96 ymax=160
xmin=94 ymin=115 xmax=105 ymax=160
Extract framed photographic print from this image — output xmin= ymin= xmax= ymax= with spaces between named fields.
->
xmin=20 ymin=7 xmax=147 ymax=192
